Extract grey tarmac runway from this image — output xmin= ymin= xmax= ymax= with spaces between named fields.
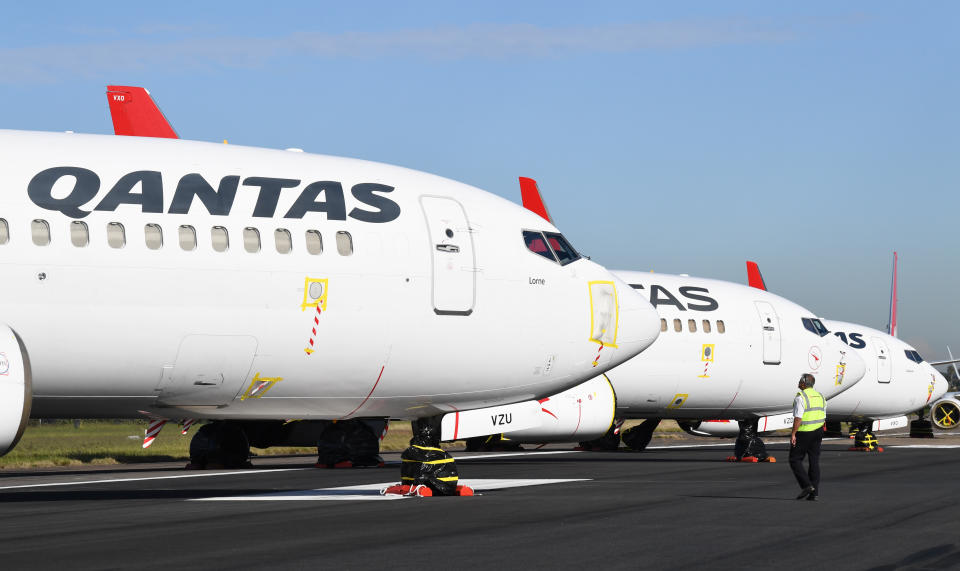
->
xmin=1 ymin=432 xmax=959 ymax=571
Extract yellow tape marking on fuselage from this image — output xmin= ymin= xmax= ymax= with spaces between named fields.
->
xmin=667 ymin=393 xmax=689 ymax=409
xmin=301 ymin=277 xmax=329 ymax=311
xmin=241 ymin=373 xmax=284 ymax=401
xmin=698 ymin=344 xmax=715 ymax=378
xmin=835 ymin=363 xmax=846 ymax=386
xmin=587 ymin=280 xmax=619 ymax=348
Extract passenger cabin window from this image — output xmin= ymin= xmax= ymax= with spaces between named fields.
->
xmin=275 ymin=228 xmax=292 ymax=254
xmin=523 ymin=230 xmax=556 ymax=262
xmin=70 ymin=221 xmax=89 ymax=247
xmin=336 ymin=231 xmax=353 ymax=256
xmin=702 ymin=320 xmax=712 ymax=333
xmin=673 ymin=318 xmax=682 ymax=332
xmin=0 ymin=218 xmax=8 ymax=244
xmin=305 ymin=230 xmax=323 ymax=255
xmin=660 ymin=318 xmax=667 ymax=332
xmin=717 ymin=320 xmax=726 ymax=334
xmin=211 ymin=226 xmax=229 ymax=252
xmin=544 ymin=232 xmax=581 ymax=266
xmin=688 ymin=319 xmax=697 ymax=332
xmin=145 ymin=224 xmax=163 ymax=250
xmin=243 ymin=227 xmax=260 ymax=253
xmin=179 ymin=225 xmax=197 ymax=251
xmin=106 ymin=222 xmax=125 ymax=249
xmin=802 ymin=317 xmax=829 ymax=337
xmin=32 ymin=219 xmax=50 ymax=246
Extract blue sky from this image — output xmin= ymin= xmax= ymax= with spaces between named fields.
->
xmin=1 ymin=2 xmax=957 ymax=359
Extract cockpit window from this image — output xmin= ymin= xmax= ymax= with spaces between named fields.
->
xmin=544 ymin=232 xmax=581 ymax=266
xmin=523 ymin=230 xmax=558 ymax=262
xmin=523 ymin=230 xmax=581 ymax=266
xmin=802 ymin=317 xmax=829 ymax=337
xmin=905 ymin=350 xmax=924 ymax=363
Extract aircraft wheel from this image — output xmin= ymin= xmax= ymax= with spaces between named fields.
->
xmin=189 ymin=422 xmax=251 ymax=468
xmin=931 ymin=400 xmax=960 ymax=430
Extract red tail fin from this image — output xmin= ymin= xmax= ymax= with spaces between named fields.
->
xmin=518 ymin=177 xmax=553 ymax=223
xmin=746 ymin=261 xmax=767 ymax=291
xmin=106 ymin=85 xmax=178 ymax=138
xmin=887 ymin=251 xmax=898 ymax=337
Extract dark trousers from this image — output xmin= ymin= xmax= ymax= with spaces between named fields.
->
xmin=789 ymin=429 xmax=822 ymax=492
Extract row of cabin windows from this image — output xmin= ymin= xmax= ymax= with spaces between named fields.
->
xmin=660 ymin=318 xmax=726 ymax=334
xmin=0 ymin=218 xmax=353 ymax=256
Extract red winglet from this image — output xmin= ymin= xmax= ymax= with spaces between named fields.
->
xmin=519 ymin=177 xmax=553 ymax=223
xmin=106 ymin=85 xmax=179 ymax=139
xmin=746 ymin=261 xmax=767 ymax=291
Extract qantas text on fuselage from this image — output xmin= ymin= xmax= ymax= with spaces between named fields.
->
xmin=28 ymin=167 xmax=400 ymax=222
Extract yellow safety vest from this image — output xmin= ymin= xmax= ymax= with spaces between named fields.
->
xmin=797 ymin=388 xmax=826 ymax=432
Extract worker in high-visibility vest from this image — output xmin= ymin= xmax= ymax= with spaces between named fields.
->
xmin=790 ymin=373 xmax=826 ymax=501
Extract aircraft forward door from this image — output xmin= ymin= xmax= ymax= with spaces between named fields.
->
xmin=871 ymin=336 xmax=892 ymax=383
xmin=754 ymin=301 xmax=781 ymax=365
xmin=155 ymin=335 xmax=258 ymax=406
xmin=420 ymin=196 xmax=476 ymax=316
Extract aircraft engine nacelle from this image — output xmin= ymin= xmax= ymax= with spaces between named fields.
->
xmin=0 ymin=323 xmax=32 ymax=456
xmin=930 ymin=393 xmax=960 ymax=430
xmin=500 ymin=375 xmax=616 ymax=443
xmin=678 ymin=419 xmax=740 ymax=438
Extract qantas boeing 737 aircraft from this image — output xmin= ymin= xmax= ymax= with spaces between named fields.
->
xmin=741 ymin=258 xmax=949 ymax=449
xmin=470 ymin=178 xmax=866 ymax=460
xmin=0 ymin=125 xmax=662 ymax=481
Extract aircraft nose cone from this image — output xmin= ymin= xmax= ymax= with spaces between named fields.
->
xmin=839 ymin=345 xmax=866 ymax=389
xmin=931 ymin=369 xmax=950 ymax=401
xmin=608 ymin=275 xmax=660 ymax=363
xmin=819 ymin=337 xmax=865 ymax=399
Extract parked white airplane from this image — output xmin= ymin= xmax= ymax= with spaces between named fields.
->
xmin=483 ymin=179 xmax=866 ymax=460
xmin=732 ymin=257 xmax=950 ymax=450
xmin=98 ymin=85 xmax=670 ymax=472
xmin=0 ymin=129 xmax=662 ymax=480
xmin=820 ymin=319 xmax=948 ymax=446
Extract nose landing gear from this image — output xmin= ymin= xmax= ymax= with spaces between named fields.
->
xmin=726 ymin=419 xmax=775 ymax=463
xmin=384 ymin=416 xmax=473 ymax=497
xmin=848 ymin=422 xmax=884 ymax=452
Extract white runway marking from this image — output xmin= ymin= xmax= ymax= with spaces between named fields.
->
xmin=454 ymin=450 xmax=581 ymax=460
xmin=646 ymin=442 xmax=735 ymax=449
xmin=193 ymin=478 xmax=590 ymax=501
xmin=0 ymin=468 xmax=311 ymax=491
xmin=886 ymin=444 xmax=960 ymax=449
